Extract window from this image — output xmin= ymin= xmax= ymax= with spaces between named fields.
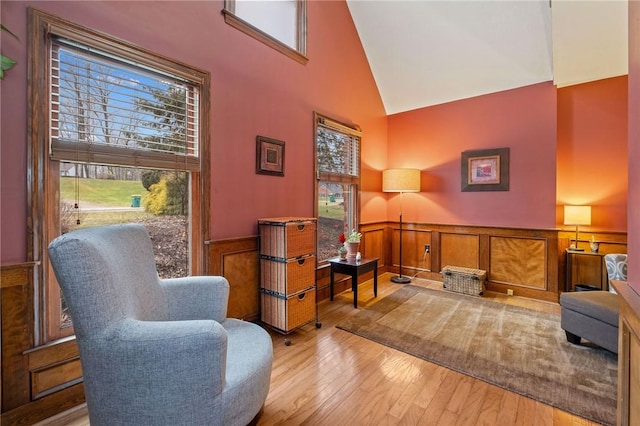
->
xmin=222 ymin=0 xmax=307 ymax=64
xmin=29 ymin=9 xmax=210 ymax=343
xmin=314 ymin=113 xmax=361 ymax=262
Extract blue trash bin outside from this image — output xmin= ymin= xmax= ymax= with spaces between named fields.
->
xmin=131 ymin=195 xmax=141 ymax=208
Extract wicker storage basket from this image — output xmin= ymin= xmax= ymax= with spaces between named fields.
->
xmin=260 ymin=287 xmax=316 ymax=332
xmin=441 ymin=265 xmax=487 ymax=296
xmin=258 ymin=218 xmax=316 ymax=260
xmin=260 ymin=255 xmax=315 ymax=295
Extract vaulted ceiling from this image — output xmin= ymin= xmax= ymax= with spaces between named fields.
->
xmin=346 ymin=0 xmax=628 ymax=115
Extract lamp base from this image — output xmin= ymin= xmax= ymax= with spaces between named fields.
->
xmin=390 ymin=275 xmax=411 ymax=284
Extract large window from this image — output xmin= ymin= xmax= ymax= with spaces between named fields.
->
xmin=222 ymin=0 xmax=307 ymax=64
xmin=29 ymin=9 xmax=210 ymax=343
xmin=314 ymin=113 xmax=361 ymax=262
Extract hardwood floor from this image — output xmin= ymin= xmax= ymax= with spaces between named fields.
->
xmin=39 ymin=274 xmax=601 ymax=426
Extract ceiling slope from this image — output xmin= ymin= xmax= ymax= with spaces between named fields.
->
xmin=346 ymin=0 xmax=628 ymax=115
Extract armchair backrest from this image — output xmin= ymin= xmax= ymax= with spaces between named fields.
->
xmin=48 ymin=224 xmax=168 ymax=338
xmin=604 ymin=253 xmax=627 ymax=294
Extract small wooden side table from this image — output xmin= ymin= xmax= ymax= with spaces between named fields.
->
xmin=565 ymin=249 xmax=607 ymax=292
xmin=328 ymin=257 xmax=379 ymax=308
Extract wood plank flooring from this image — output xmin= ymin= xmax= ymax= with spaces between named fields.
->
xmin=39 ymin=274 xmax=602 ymax=426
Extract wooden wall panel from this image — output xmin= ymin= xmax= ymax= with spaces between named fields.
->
xmin=440 ymin=233 xmax=479 ymax=269
xmin=490 ymin=236 xmax=546 ymax=290
xmin=613 ymin=280 xmax=640 ymax=426
xmin=2 ymin=262 xmax=86 ymax=425
xmin=630 ymin=332 xmax=640 ymax=425
xmin=1 ymin=263 xmax=36 ymax=411
xmin=389 ymin=228 xmax=432 ymax=273
xmin=208 ymin=237 xmax=259 ymax=321
xmin=31 ymin=358 xmax=82 ymax=399
xmin=362 ymin=227 xmax=385 ymax=267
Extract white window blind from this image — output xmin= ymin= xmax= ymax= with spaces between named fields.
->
xmin=50 ymin=37 xmax=200 ymax=171
xmin=316 ymin=116 xmax=361 ymax=180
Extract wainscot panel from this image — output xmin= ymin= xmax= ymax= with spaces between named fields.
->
xmin=490 ymin=236 xmax=547 ymax=290
xmin=1 ymin=262 xmax=86 ymax=425
xmin=207 ymin=236 xmax=260 ymax=321
xmin=440 ymin=232 xmax=480 ymax=270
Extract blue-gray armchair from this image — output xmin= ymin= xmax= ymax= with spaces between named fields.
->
xmin=48 ymin=224 xmax=273 ymax=426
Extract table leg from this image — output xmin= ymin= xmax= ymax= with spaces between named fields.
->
xmin=373 ymin=265 xmax=378 ymax=297
xmin=330 ymin=268 xmax=335 ymax=301
xmin=566 ymin=253 xmax=572 ymax=292
xmin=352 ymin=272 xmax=358 ymax=308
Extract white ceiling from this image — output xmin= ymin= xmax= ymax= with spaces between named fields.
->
xmin=346 ymin=0 xmax=628 ymax=115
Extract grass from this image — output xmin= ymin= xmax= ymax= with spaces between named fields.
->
xmin=61 ymin=177 xmax=146 ymax=207
xmin=318 ymin=200 xmax=345 ymax=220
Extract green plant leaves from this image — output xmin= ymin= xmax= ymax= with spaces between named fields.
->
xmin=1 ymin=24 xmax=19 ymax=79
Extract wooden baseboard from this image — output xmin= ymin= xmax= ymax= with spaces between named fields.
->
xmin=32 ymin=403 xmax=87 ymax=426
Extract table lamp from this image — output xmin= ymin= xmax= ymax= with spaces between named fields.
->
xmin=564 ymin=205 xmax=591 ymax=251
xmin=383 ymin=168 xmax=421 ymax=283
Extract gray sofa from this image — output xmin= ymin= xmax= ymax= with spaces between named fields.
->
xmin=48 ymin=224 xmax=273 ymax=426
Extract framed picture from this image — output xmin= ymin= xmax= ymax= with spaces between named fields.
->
xmin=256 ymin=136 xmax=285 ymax=176
xmin=461 ymin=147 xmax=509 ymax=192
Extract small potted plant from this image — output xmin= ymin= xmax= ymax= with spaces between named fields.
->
xmin=344 ymin=229 xmax=362 ymax=260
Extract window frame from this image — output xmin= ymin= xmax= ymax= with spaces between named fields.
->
xmin=313 ymin=112 xmax=361 ymax=264
xmin=222 ymin=0 xmax=308 ymax=65
xmin=28 ymin=8 xmax=211 ymax=344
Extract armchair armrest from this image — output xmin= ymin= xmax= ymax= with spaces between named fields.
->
xmin=160 ymin=275 xmax=229 ymax=322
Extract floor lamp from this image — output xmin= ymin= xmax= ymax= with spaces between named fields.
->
xmin=383 ymin=168 xmax=421 ymax=283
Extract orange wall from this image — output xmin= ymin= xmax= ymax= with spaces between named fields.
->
xmin=557 ymin=76 xmax=628 ymax=232
xmin=386 ymin=82 xmax=558 ymax=229
xmin=0 ymin=1 xmax=388 ymax=263
xmin=386 ymin=77 xmax=628 ymax=234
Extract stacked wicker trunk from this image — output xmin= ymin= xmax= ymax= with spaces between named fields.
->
xmin=258 ymin=217 xmax=318 ymax=343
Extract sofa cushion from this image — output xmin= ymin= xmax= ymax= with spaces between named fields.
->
xmin=560 ymin=291 xmax=619 ymax=327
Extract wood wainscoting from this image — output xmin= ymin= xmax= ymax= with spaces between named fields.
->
xmin=374 ymin=222 xmax=561 ymax=302
xmin=1 ymin=263 xmax=85 ymax=425
xmin=367 ymin=222 xmax=627 ymax=303
xmin=207 ymin=224 xmax=628 ymax=315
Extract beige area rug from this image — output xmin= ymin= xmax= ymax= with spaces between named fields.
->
xmin=336 ymin=285 xmax=617 ymax=425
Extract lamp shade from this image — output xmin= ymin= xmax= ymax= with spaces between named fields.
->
xmin=382 ymin=168 xmax=421 ymax=193
xmin=564 ymin=205 xmax=591 ymax=226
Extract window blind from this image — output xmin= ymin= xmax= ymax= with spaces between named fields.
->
xmin=49 ymin=37 xmax=200 ymax=171
xmin=316 ymin=116 xmax=360 ymax=179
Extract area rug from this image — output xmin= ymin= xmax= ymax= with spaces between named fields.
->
xmin=336 ymin=285 xmax=617 ymax=425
